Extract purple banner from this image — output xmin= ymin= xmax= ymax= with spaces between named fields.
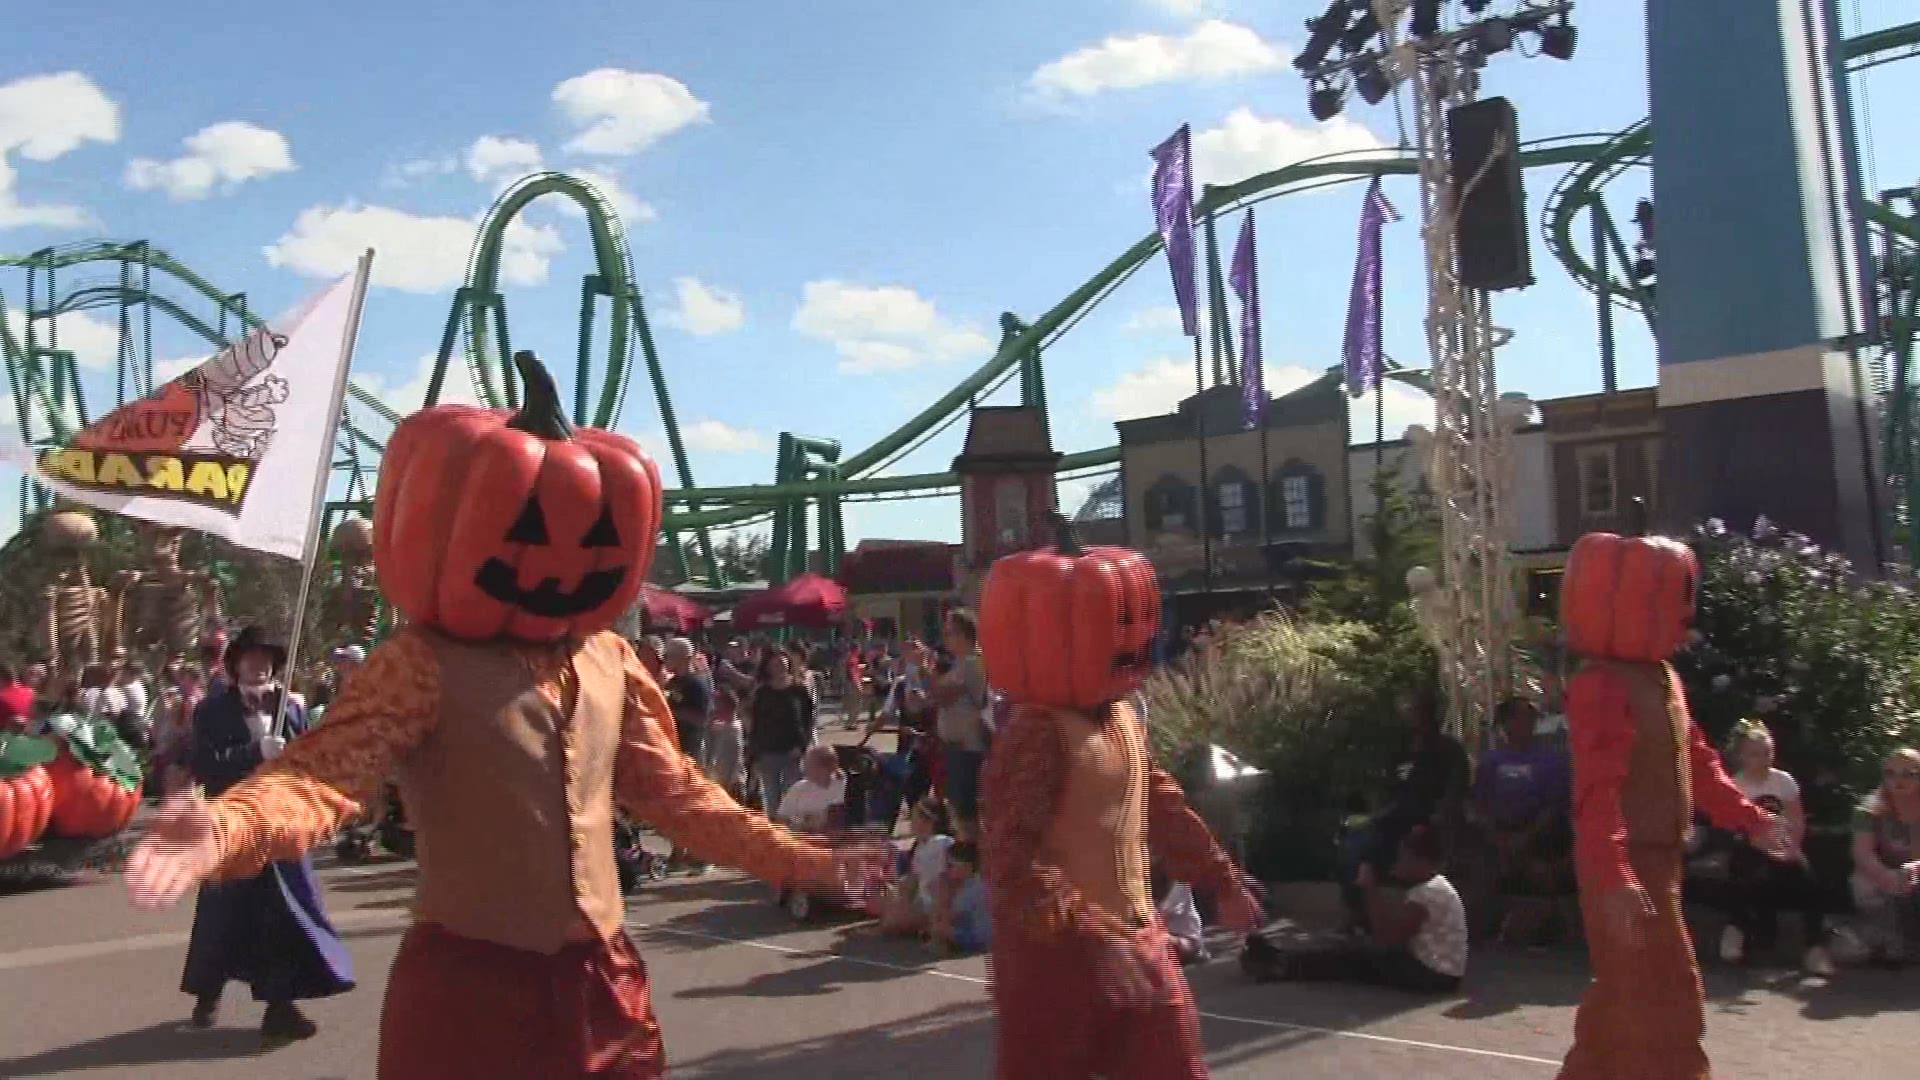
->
xmin=1343 ymin=178 xmax=1399 ymax=397
xmin=1229 ymin=211 xmax=1263 ymax=429
xmin=1149 ymin=125 xmax=1200 ymax=339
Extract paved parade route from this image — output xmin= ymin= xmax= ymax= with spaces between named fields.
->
xmin=2 ymin=847 xmax=1916 ymax=1079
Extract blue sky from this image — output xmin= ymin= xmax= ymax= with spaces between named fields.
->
xmin=2 ymin=0 xmax=1916 ymax=551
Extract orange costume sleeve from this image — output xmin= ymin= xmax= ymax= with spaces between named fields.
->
xmin=981 ymin=706 xmax=1108 ymax=940
xmin=612 ymin=644 xmax=832 ymax=887
xmin=206 ymin=631 xmax=442 ymax=881
xmin=1146 ymin=767 xmax=1241 ymax=900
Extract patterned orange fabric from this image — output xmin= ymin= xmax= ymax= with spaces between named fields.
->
xmin=207 ymin=629 xmax=823 ymax=891
xmin=981 ymin=703 xmax=1238 ymax=942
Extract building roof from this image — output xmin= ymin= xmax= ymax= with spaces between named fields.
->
xmin=957 ymin=405 xmax=1055 ymax=460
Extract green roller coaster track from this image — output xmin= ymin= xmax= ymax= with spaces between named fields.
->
xmin=3 ymin=19 xmax=1917 ymax=579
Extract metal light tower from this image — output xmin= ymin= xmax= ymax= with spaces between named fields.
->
xmin=1297 ymin=0 xmax=1576 ymax=748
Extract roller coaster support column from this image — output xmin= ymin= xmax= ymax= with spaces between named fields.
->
xmin=767 ymin=434 xmax=844 ymax=582
xmin=1883 ymin=186 xmax=1920 ymax=564
xmin=1646 ymin=0 xmax=1884 ymax=566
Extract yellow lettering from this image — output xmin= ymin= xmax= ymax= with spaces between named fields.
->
xmin=144 ymin=456 xmax=186 ymax=492
xmin=57 ymin=450 xmax=95 ymax=484
xmin=225 ymin=463 xmax=250 ymax=504
xmin=186 ymin=461 xmax=230 ymax=502
xmin=97 ymin=454 xmax=141 ymax=488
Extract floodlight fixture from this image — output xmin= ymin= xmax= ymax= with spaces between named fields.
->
xmin=1538 ymin=17 xmax=1578 ymax=60
xmin=1295 ymin=0 xmax=1359 ymax=71
xmin=1464 ymin=0 xmax=1495 ymax=13
xmin=1355 ymin=58 xmax=1394 ymax=105
xmin=1310 ymin=82 xmax=1347 ymax=122
xmin=1410 ymin=0 xmax=1443 ymax=39
xmin=1478 ymin=17 xmax=1515 ymax=55
xmin=1340 ymin=8 xmax=1384 ymax=52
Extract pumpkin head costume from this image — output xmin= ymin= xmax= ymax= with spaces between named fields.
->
xmin=1555 ymin=527 xmax=1776 ymax=1080
xmin=133 ymin=352 xmax=878 ymax=1079
xmin=977 ymin=516 xmax=1262 ymax=1080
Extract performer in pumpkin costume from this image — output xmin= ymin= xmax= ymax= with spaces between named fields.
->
xmin=1556 ymin=525 xmax=1785 ymax=1080
xmin=978 ymin=515 xmax=1265 ymax=1080
xmin=127 ymin=351 xmax=885 ymax=1079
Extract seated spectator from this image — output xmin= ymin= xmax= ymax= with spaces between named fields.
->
xmin=930 ymin=841 xmax=991 ymax=954
xmin=1245 ymin=825 xmax=1465 ymax=994
xmin=1847 ymin=747 xmax=1920 ymax=964
xmin=0 ymin=663 xmax=33 ymax=733
xmin=1696 ymin=720 xmax=1834 ymax=974
xmin=1153 ymin=859 xmax=1209 ymax=964
xmin=877 ymin=798 xmax=955 ymax=937
xmin=1339 ymin=687 xmax=1470 ymax=933
xmin=1471 ymin=697 xmax=1572 ymax=940
xmin=777 ymin=745 xmax=847 ymax=833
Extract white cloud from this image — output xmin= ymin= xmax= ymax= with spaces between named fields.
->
xmin=792 ymin=281 xmax=993 ymax=374
xmin=125 ymin=121 xmax=294 ymax=200
xmin=1145 ymin=0 xmax=1210 ymax=15
xmin=553 ymin=167 xmax=656 ymax=225
xmin=383 ymin=155 xmax=458 ymax=186
xmin=553 ymin=69 xmax=711 ymax=156
xmin=666 ymin=277 xmax=745 ymax=336
xmin=0 ymin=71 xmax=119 ymax=229
xmin=1029 ymin=21 xmax=1284 ymax=97
xmin=1122 ymin=304 xmax=1215 ymax=342
xmin=353 ymin=351 xmax=487 ymax=416
xmin=464 ymin=134 xmax=543 ymax=186
xmin=264 ymin=204 xmax=563 ymax=293
xmin=681 ymin=419 xmax=766 ymax=453
xmin=1192 ymin=108 xmax=1388 ymax=188
xmin=1 ymin=303 xmax=122 ymax=370
xmin=1091 ymin=355 xmax=1436 ymax=443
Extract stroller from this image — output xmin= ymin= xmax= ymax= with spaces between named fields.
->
xmin=334 ymin=783 xmax=415 ymax=864
xmin=614 ymin=817 xmax=671 ymax=894
xmin=773 ymin=736 xmax=897 ymax=921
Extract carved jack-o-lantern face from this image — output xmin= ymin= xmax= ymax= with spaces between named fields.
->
xmin=373 ymin=351 xmax=661 ymax=643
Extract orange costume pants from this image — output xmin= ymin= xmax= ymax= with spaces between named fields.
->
xmin=1559 ymin=845 xmax=1709 ymax=1080
xmin=377 ymin=923 xmax=663 ymax=1079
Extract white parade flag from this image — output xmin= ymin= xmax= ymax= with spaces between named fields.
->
xmin=0 ymin=257 xmax=372 ymax=559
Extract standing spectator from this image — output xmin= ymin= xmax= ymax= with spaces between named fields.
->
xmin=1340 ymin=687 xmax=1470 ymax=933
xmin=1848 ymin=747 xmax=1920 ymax=964
xmin=663 ymin=638 xmax=713 ymax=873
xmin=1711 ymin=720 xmax=1833 ymax=974
xmin=181 ymin=627 xmax=353 ymax=1043
xmin=747 ymin=651 xmax=815 ymax=818
xmin=706 ymin=640 xmax=753 ymax=800
xmin=0 ymin=663 xmax=34 ymax=733
xmin=198 ymin=633 xmax=230 ymax=698
xmin=636 ymin=635 xmax=666 ymax=684
xmin=925 ymin=610 xmax=989 ymax=843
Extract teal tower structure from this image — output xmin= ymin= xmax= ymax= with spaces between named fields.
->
xmin=1646 ymin=0 xmax=1884 ymax=565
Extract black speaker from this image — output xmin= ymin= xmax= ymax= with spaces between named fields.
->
xmin=1447 ymin=97 xmax=1533 ymax=292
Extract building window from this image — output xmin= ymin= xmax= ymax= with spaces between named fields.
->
xmin=1579 ymin=446 xmax=1617 ymax=518
xmin=1268 ymin=460 xmax=1326 ymax=535
xmin=1145 ymin=475 xmax=1195 ymax=534
xmin=1211 ymin=467 xmax=1255 ymax=538
xmin=995 ymin=479 xmax=1028 ymax=546
xmin=1282 ymin=475 xmax=1311 ymax=530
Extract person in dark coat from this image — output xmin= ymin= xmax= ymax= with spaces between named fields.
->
xmin=181 ymin=626 xmax=354 ymax=1044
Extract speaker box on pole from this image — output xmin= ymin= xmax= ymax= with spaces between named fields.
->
xmin=1447 ymin=96 xmax=1534 ymax=292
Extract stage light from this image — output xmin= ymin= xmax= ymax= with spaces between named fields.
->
xmin=1355 ymin=59 xmax=1394 ymax=105
xmin=1294 ymin=1 xmax=1357 ymax=72
xmin=1410 ymin=0 xmax=1443 ymax=39
xmin=1464 ymin=0 xmax=1495 ymax=12
xmin=1310 ymin=84 xmax=1346 ymax=122
xmin=1477 ymin=17 xmax=1515 ymax=55
xmin=1538 ymin=18 xmax=1578 ymax=60
xmin=1339 ymin=8 xmax=1383 ymax=52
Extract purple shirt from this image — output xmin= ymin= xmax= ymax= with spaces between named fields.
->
xmin=1474 ymin=746 xmax=1570 ymax=826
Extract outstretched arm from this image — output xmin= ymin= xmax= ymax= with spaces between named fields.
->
xmin=1145 ymin=767 xmax=1241 ymax=901
xmin=1685 ymin=717 xmax=1767 ymax=836
xmin=1567 ymin=667 xmax=1640 ymax=894
xmin=981 ymin=705 xmax=1118 ymax=940
xmin=205 ymin=631 xmax=441 ymax=880
xmin=614 ymin=647 xmax=833 ymax=887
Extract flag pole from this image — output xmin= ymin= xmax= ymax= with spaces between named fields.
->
xmin=274 ymin=250 xmax=375 ymax=739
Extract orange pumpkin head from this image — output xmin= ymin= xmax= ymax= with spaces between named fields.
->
xmin=980 ymin=514 xmax=1160 ymax=711
xmin=1560 ymin=530 xmax=1699 ymax=663
xmin=373 ymin=351 xmax=661 ymax=642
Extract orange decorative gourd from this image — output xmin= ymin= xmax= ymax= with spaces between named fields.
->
xmin=373 ymin=351 xmax=661 ymax=642
xmin=46 ymin=753 xmax=141 ymax=838
xmin=1560 ymin=530 xmax=1699 ymax=663
xmin=980 ymin=513 xmax=1160 ymax=710
xmin=0 ymin=735 xmax=57 ymax=858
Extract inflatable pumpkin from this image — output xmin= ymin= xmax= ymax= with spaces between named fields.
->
xmin=0 ymin=734 xmax=57 ymax=859
xmin=373 ymin=350 xmax=661 ymax=642
xmin=1560 ymin=531 xmax=1699 ymax=663
xmin=43 ymin=715 xmax=142 ymax=839
xmin=980 ymin=513 xmax=1159 ymax=711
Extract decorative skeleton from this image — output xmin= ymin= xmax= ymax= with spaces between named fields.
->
xmin=39 ymin=511 xmax=110 ymax=676
xmin=182 ymin=327 xmax=290 ymax=460
xmin=109 ymin=524 xmax=226 ymax=662
xmin=323 ymin=517 xmax=380 ymax=645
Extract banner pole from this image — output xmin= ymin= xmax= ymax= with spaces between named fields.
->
xmin=274 ymin=250 xmax=375 ymax=739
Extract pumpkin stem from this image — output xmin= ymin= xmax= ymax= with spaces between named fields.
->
xmin=1626 ymin=496 xmax=1649 ymax=538
xmin=506 ymin=351 xmax=574 ymax=440
xmin=1049 ymin=512 xmax=1084 ymax=556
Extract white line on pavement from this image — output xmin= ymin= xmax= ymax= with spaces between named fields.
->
xmin=0 ymin=909 xmax=409 ymax=973
xmin=627 ymin=920 xmax=1562 ymax=1069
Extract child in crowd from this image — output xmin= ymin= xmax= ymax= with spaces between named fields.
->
xmin=1243 ymin=826 xmax=1466 ymax=994
xmin=777 ymin=745 xmax=847 ymax=832
xmin=1153 ymin=860 xmax=1209 ymax=964
xmin=877 ymin=798 xmax=955 ymax=937
xmin=930 ymin=841 xmax=991 ymax=954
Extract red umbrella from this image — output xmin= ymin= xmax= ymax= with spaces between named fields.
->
xmin=732 ymin=573 xmax=848 ymax=630
xmin=640 ymin=585 xmax=712 ymax=634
